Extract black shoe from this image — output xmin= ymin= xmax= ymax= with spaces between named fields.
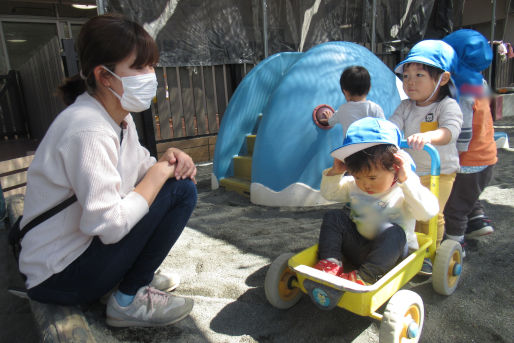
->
xmin=465 ymin=215 xmax=494 ymax=239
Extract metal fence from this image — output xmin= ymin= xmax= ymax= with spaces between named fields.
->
xmin=491 ymin=43 xmax=514 ymax=91
xmin=0 ymin=70 xmax=27 ymax=139
xmin=151 ymin=63 xmax=255 ymax=143
xmin=18 ymin=36 xmax=66 ymax=141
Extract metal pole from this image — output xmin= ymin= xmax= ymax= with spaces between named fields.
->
xmin=262 ymin=0 xmax=269 ymax=58
xmin=502 ymin=0 xmax=511 ymax=41
xmin=96 ymin=0 xmax=105 ymax=15
xmin=371 ymin=0 xmax=377 ymax=53
xmin=488 ymin=0 xmax=496 ymax=84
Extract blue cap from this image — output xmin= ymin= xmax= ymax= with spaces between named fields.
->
xmin=394 ymin=40 xmax=457 ymax=74
xmin=331 ymin=117 xmax=403 ymax=162
xmin=443 ymin=29 xmax=492 ymax=96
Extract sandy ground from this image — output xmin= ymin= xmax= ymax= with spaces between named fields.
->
xmin=2 ymin=116 xmax=513 ymax=343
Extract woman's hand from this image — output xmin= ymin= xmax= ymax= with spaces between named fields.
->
xmin=159 ymin=148 xmax=197 ymax=183
xmin=393 ymin=153 xmax=409 ymax=183
xmin=326 ymin=158 xmax=347 ymax=176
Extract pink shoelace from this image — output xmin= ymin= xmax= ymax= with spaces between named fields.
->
xmin=143 ymin=286 xmax=170 ymax=310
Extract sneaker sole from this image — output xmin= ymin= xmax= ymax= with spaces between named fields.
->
xmin=465 ymin=227 xmax=494 ymax=239
xmin=106 ymin=300 xmax=193 ymax=328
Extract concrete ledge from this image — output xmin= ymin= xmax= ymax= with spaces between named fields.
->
xmin=30 ymin=300 xmax=96 ymax=343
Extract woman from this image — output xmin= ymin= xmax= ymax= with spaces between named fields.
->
xmin=18 ymin=14 xmax=197 ymax=327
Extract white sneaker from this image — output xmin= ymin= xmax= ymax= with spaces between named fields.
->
xmin=106 ymin=286 xmax=193 ymax=327
xmin=100 ymin=269 xmax=180 ymax=304
xmin=150 ymin=269 xmax=181 ymax=292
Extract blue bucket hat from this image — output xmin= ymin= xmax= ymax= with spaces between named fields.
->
xmin=331 ymin=117 xmax=403 ymax=162
xmin=443 ymin=29 xmax=492 ymax=96
xmin=394 ymin=40 xmax=457 ymax=74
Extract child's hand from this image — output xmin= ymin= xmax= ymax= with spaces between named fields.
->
xmin=316 ymin=109 xmax=333 ymax=126
xmin=393 ymin=153 xmax=409 ymax=183
xmin=326 ymin=158 xmax=347 ymax=176
xmin=407 ymin=133 xmax=430 ymax=150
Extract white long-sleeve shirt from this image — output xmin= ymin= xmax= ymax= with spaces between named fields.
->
xmin=19 ymin=92 xmax=156 ymax=288
xmin=320 ymin=161 xmax=439 ymax=250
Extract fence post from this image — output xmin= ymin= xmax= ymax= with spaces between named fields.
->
xmin=140 ymin=108 xmax=157 ymax=158
xmin=62 ymin=39 xmax=79 ymax=77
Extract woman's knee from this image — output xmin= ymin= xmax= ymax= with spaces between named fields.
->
xmin=165 ymin=178 xmax=197 ymax=208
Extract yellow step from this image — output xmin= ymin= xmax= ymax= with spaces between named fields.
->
xmin=246 ymin=134 xmax=256 ymax=155
xmin=233 ymin=155 xmax=252 ymax=181
xmin=220 ymin=177 xmax=250 ymax=197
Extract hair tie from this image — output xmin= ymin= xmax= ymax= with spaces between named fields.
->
xmin=79 ymin=70 xmax=87 ymax=80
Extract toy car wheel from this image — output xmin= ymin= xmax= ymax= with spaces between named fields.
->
xmin=432 ymin=239 xmax=463 ymax=295
xmin=264 ymin=253 xmax=302 ymax=309
xmin=379 ymin=290 xmax=424 ymax=343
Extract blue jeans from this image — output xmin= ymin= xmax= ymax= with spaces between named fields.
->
xmin=28 ymin=178 xmax=197 ymax=305
xmin=318 ymin=208 xmax=407 ymax=283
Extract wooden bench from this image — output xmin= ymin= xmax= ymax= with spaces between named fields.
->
xmin=0 ymin=155 xmax=96 ymax=343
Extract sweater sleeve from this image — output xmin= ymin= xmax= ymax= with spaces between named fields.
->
xmin=328 ymin=108 xmax=341 ymax=127
xmin=59 ymin=130 xmax=149 ymax=244
xmin=438 ymin=98 xmax=463 ymax=144
xmin=320 ymin=169 xmax=352 ymax=203
xmin=456 ymin=96 xmax=474 ymax=152
xmin=372 ymin=102 xmax=385 ymax=119
xmin=388 ymin=101 xmax=407 ymax=131
xmin=398 ymin=172 xmax=439 ymax=221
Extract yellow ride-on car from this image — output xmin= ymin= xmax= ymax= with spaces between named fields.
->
xmin=264 ymin=142 xmax=464 ymax=343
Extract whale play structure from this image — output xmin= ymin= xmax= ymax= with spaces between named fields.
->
xmin=211 ymin=41 xmax=407 ymax=206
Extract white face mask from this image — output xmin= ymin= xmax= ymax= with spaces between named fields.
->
xmin=102 ymin=66 xmax=157 ymax=112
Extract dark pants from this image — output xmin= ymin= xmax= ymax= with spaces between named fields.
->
xmin=28 ymin=178 xmax=197 ymax=305
xmin=444 ymin=165 xmax=494 ymax=236
xmin=318 ymin=209 xmax=406 ymax=283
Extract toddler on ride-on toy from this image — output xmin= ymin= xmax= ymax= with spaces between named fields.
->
xmin=313 ymin=117 xmax=439 ymax=284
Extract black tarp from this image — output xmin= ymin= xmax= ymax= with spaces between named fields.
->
xmin=104 ymin=0 xmax=454 ymax=67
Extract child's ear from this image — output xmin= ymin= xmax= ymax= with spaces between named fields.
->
xmin=440 ymin=71 xmax=451 ymax=86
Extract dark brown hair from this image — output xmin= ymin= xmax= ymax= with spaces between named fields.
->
xmin=59 ymin=14 xmax=159 ymax=105
xmin=340 ymin=66 xmax=371 ymax=96
xmin=345 ymin=144 xmax=398 ymax=174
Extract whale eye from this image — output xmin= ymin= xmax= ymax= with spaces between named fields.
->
xmin=312 ymin=104 xmax=335 ymax=130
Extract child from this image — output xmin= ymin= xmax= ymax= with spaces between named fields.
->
xmin=318 ymin=66 xmax=384 ymax=135
xmin=314 ymin=117 xmax=438 ymax=284
xmin=442 ymin=30 xmax=496 ymax=254
xmin=388 ymin=40 xmax=463 ymax=260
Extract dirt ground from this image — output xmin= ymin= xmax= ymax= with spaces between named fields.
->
xmin=2 ymin=115 xmax=513 ymax=343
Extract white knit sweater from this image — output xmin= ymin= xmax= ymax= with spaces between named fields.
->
xmin=19 ymin=92 xmax=155 ymax=288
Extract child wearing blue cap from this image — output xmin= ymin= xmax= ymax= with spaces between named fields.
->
xmin=314 ymin=117 xmax=438 ymax=284
xmin=442 ymin=30 xmax=496 ymax=253
xmin=389 ymin=40 xmax=463 ymax=261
